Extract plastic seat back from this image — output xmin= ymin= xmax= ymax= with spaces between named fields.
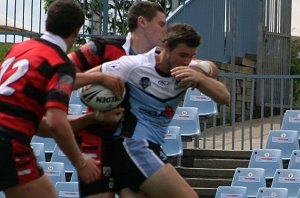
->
xmin=169 ymin=107 xmax=200 ymax=137
xmin=288 ymin=150 xmax=300 ymax=169
xmin=281 ymin=110 xmax=300 ymax=139
xmin=31 ymin=135 xmax=56 ymax=154
xmin=161 ymin=126 xmax=182 ymax=157
xmin=248 ymin=148 xmax=283 ymax=179
xmin=30 ymin=142 xmax=45 ymax=162
xmin=256 ymin=187 xmax=288 ymax=198
xmin=39 ymin=162 xmax=66 ymax=185
xmin=231 ymin=167 xmax=266 ymax=197
xmin=183 ymin=88 xmax=218 ymax=117
xmin=50 ymin=145 xmax=75 ymax=173
xmin=271 ymin=169 xmax=300 ymax=197
xmin=215 ymin=186 xmax=247 ymax=198
xmin=55 ymin=182 xmax=79 ymax=198
xmin=265 ymin=129 xmax=299 ymax=159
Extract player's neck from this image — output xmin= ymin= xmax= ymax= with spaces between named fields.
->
xmin=130 ymin=32 xmax=154 ymax=54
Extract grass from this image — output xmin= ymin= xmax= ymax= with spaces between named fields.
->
xmin=0 ymin=43 xmax=13 ymax=62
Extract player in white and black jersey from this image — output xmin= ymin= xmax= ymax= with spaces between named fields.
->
xmin=88 ymin=23 xmax=230 ymax=198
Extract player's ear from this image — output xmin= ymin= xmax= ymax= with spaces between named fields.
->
xmin=137 ymin=16 xmax=146 ymax=28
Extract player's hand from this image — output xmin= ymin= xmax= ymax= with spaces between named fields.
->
xmin=77 ymin=158 xmax=101 ymax=184
xmin=94 ymin=107 xmax=124 ymax=124
xmin=100 ymin=73 xmax=125 ymax=100
xmin=171 ymin=66 xmax=204 ymax=89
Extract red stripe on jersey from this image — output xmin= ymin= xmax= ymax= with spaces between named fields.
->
xmin=46 ymin=101 xmax=68 ymax=112
xmin=104 ymin=45 xmax=126 ymax=62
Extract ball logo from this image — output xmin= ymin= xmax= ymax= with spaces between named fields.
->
xmin=96 ymin=96 xmax=120 ymax=103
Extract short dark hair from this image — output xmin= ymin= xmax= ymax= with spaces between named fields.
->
xmin=127 ymin=1 xmax=165 ymax=32
xmin=162 ymin=23 xmax=201 ymax=51
xmin=46 ymin=0 xmax=84 ymax=38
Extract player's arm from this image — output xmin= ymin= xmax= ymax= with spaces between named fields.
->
xmin=45 ymin=107 xmax=100 ymax=184
xmin=171 ymin=66 xmax=230 ymax=105
xmin=37 ymin=107 xmax=124 ymax=137
xmin=189 ymin=59 xmax=219 ymax=78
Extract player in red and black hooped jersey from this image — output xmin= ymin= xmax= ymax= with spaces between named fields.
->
xmin=0 ymin=1 xmax=100 ymax=198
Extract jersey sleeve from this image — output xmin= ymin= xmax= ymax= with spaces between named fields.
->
xmin=69 ymin=40 xmax=105 ymax=72
xmin=45 ymin=63 xmax=75 ymax=112
xmin=101 ymin=56 xmax=137 ymax=81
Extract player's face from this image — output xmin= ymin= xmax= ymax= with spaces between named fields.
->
xmin=143 ymin=11 xmax=167 ymax=48
xmin=166 ymin=43 xmax=197 ymax=69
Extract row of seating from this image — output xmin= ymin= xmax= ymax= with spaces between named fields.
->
xmin=215 ymin=109 xmax=300 ymax=198
xmin=216 ymin=186 xmax=292 ymax=198
xmin=0 ymin=182 xmax=79 ymax=198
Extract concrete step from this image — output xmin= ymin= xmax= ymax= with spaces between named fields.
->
xmin=185 ymin=178 xmax=232 ymax=188
xmin=193 ymin=158 xmax=249 ymax=169
xmin=176 ymin=167 xmax=235 ymax=178
xmin=193 ymin=187 xmax=216 ymax=198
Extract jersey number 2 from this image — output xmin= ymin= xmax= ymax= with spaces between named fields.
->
xmin=0 ymin=57 xmax=29 ymax=96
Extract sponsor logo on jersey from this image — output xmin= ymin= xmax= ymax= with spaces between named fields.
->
xmin=139 ymin=106 xmax=174 ymax=118
xmin=158 ymin=80 xmax=170 ymax=87
xmin=139 ymin=77 xmax=151 ymax=89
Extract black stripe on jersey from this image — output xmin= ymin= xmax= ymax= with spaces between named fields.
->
xmin=46 ymin=89 xmax=69 ymax=106
xmin=75 ymin=50 xmax=91 ymax=71
xmin=37 ymin=61 xmax=55 ymax=79
xmin=119 ymin=85 xmax=137 ymax=138
xmin=22 ymin=83 xmax=45 ymax=106
xmin=0 ymin=101 xmax=39 ymax=127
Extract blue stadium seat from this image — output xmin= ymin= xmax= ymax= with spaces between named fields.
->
xmin=31 ymin=135 xmax=56 ymax=154
xmin=30 ymin=142 xmax=45 ymax=162
xmin=256 ymin=187 xmax=288 ymax=198
xmin=69 ymin=90 xmax=87 ymax=113
xmin=70 ymin=171 xmax=78 ymax=182
xmin=288 ymin=150 xmax=300 ymax=169
xmin=215 ymin=186 xmax=247 ymax=198
xmin=248 ymin=148 xmax=283 ymax=179
xmin=265 ymin=129 xmax=299 ymax=160
xmin=55 ymin=182 xmax=79 ymax=198
xmin=50 ymin=145 xmax=75 ymax=173
xmin=39 ymin=162 xmax=66 ymax=185
xmin=281 ymin=110 xmax=300 ymax=139
xmin=231 ymin=167 xmax=266 ymax=197
xmin=183 ymin=88 xmax=218 ymax=117
xmin=161 ymin=126 xmax=182 ymax=166
xmin=169 ymin=107 xmax=200 ymax=148
xmin=271 ymin=169 xmax=300 ymax=197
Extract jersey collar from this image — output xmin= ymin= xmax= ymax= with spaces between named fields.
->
xmin=122 ymin=32 xmax=132 ymax=55
xmin=40 ymin=31 xmax=67 ymax=53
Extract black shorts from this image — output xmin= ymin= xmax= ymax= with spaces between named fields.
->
xmin=0 ymin=131 xmax=43 ymax=191
xmin=76 ymin=130 xmax=115 ymax=196
xmin=111 ymin=138 xmax=167 ymax=193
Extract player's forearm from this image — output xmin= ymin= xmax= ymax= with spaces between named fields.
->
xmin=73 ymin=72 xmax=103 ymax=90
xmin=46 ymin=109 xmax=86 ymax=169
xmin=196 ymin=75 xmax=230 ymax=105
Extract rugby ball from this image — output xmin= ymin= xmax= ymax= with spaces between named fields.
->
xmin=79 ymin=84 xmax=126 ymax=111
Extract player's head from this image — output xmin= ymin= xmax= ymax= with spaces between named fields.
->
xmin=128 ymin=1 xmax=167 ymax=48
xmin=46 ymin=0 xmax=84 ymax=38
xmin=128 ymin=1 xmax=165 ymax=32
xmin=162 ymin=23 xmax=201 ymax=67
xmin=162 ymin=23 xmax=201 ymax=51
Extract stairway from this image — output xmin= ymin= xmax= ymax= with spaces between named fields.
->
xmin=170 ymin=149 xmax=252 ymax=198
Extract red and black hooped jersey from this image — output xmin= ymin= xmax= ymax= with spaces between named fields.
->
xmin=0 ymin=38 xmax=75 ymax=139
xmin=69 ymin=35 xmax=127 ymax=72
